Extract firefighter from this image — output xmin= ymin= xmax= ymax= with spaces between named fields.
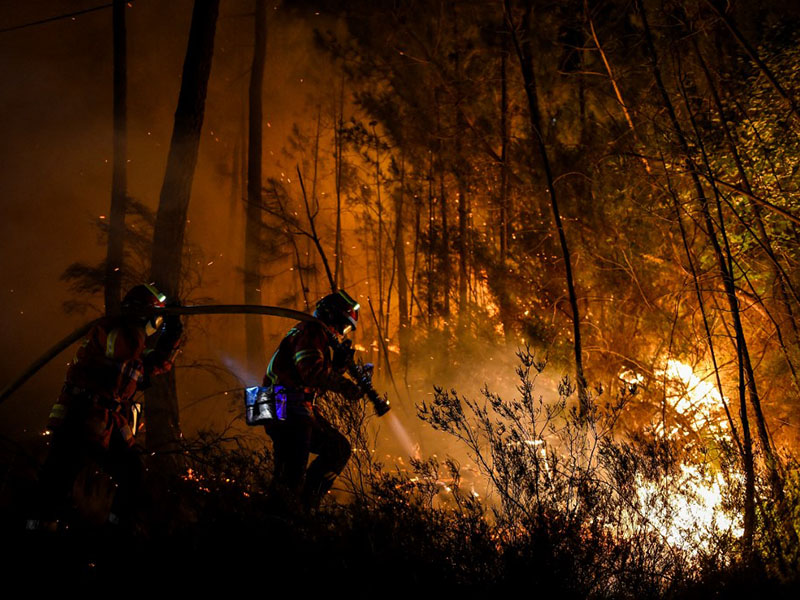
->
xmin=29 ymin=283 xmax=183 ymax=530
xmin=262 ymin=290 xmax=364 ymax=512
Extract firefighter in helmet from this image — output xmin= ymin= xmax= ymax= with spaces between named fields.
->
xmin=29 ymin=283 xmax=183 ymax=530
xmin=262 ymin=290 xmax=364 ymax=512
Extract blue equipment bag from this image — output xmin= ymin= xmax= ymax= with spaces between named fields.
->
xmin=244 ymin=386 xmax=282 ymax=425
xmin=244 ymin=386 xmax=308 ymax=425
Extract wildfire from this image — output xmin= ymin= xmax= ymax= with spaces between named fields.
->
xmin=635 ymin=464 xmax=743 ymax=552
xmin=627 ymin=360 xmax=743 ymax=551
xmin=658 ymin=359 xmax=730 ymax=437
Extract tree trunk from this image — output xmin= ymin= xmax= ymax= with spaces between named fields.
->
xmin=147 ymin=0 xmax=220 ymax=455
xmin=499 ymin=41 xmax=509 ymax=268
xmin=104 ymin=0 xmax=127 ymax=315
xmin=439 ymin=169 xmax=450 ymax=320
xmin=334 ymin=76 xmax=345 ymax=288
xmin=674 ymin=40 xmax=782 ymax=493
xmin=434 ymin=91 xmax=450 ymax=321
xmin=451 ymin=5 xmax=469 ymax=330
xmin=636 ymin=0 xmax=755 ymax=551
xmin=456 ymin=168 xmax=468 ymax=331
xmin=409 ymin=186 xmax=421 ymax=331
xmin=665 ymin=165 xmax=743 ymax=453
xmin=244 ymin=0 xmax=267 ymax=377
xmin=372 ymin=123 xmax=386 ymax=332
xmin=505 ymin=0 xmax=588 ymax=414
xmin=497 ymin=35 xmax=515 ymax=342
xmin=395 ymin=155 xmax=409 ymax=356
xmin=427 ymin=152 xmax=435 ymax=330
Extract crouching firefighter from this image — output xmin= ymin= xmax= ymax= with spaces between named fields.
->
xmin=28 ymin=283 xmax=183 ymax=531
xmin=248 ymin=290 xmax=388 ymax=512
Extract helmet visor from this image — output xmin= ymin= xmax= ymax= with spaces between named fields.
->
xmin=344 ymin=307 xmax=358 ymax=333
xmin=145 ymin=315 xmax=163 ymax=336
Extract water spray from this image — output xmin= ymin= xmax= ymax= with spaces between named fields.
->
xmin=385 ymin=411 xmax=420 ymax=459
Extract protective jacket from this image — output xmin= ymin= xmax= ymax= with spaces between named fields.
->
xmin=47 ymin=315 xmax=182 ymax=448
xmin=261 ymin=319 xmax=359 ymax=511
xmin=262 ymin=320 xmax=360 ymax=415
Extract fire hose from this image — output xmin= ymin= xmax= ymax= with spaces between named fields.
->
xmin=0 ymin=304 xmax=389 ymax=416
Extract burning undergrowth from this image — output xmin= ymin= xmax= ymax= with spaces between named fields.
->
xmin=139 ymin=346 xmax=798 ymax=595
xmin=8 ymin=344 xmax=792 ymax=591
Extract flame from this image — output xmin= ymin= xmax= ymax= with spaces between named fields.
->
xmin=628 ymin=360 xmax=742 ymax=550
xmin=635 ymin=464 xmax=743 ymax=552
xmin=660 ymin=359 xmax=729 ymax=434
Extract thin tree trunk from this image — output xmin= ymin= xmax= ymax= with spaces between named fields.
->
xmin=435 ymin=92 xmax=450 ymax=320
xmin=308 ymin=108 xmax=324 ymax=297
xmin=272 ymin=183 xmax=310 ymax=310
xmin=497 ymin=33 xmax=514 ymax=342
xmin=729 ymin=242 xmax=800 ymax=397
xmin=505 ymin=0 xmax=588 ymax=414
xmin=457 ymin=180 xmax=468 ymax=329
xmin=439 ymin=170 xmax=450 ymax=320
xmin=334 ymin=76 xmax=345 ymax=288
xmin=409 ymin=189 xmax=421 ymax=330
xmin=296 ymin=167 xmax=336 ymax=292
xmin=585 ymin=0 xmax=650 ymax=174
xmin=244 ymin=0 xmax=267 ymax=377
xmin=675 ymin=55 xmax=781 ymax=485
xmin=499 ymin=40 xmax=509 ymax=267
xmin=452 ymin=5 xmax=468 ymax=330
xmin=372 ymin=123 xmax=386 ymax=331
xmin=104 ymin=0 xmax=127 ymax=315
xmin=427 ymin=152 xmax=435 ymax=330
xmin=636 ymin=0 xmax=755 ymax=550
xmin=148 ymin=0 xmax=220 ymax=455
xmin=395 ymin=155 xmax=409 ymax=357
xmin=664 ymin=161 xmax=743 ymax=453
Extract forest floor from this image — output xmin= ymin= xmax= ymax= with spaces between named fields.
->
xmin=2 ymin=432 xmax=800 ymax=596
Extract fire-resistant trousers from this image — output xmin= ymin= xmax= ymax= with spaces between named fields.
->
xmin=35 ymin=397 xmax=143 ymax=526
xmin=263 ymin=409 xmax=351 ymax=511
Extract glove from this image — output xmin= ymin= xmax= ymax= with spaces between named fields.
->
xmin=332 ymin=339 xmax=355 ymax=372
xmin=338 ymin=379 xmax=363 ymax=402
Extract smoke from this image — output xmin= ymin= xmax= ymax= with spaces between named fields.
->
xmin=366 ymin=335 xmax=566 ymax=501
